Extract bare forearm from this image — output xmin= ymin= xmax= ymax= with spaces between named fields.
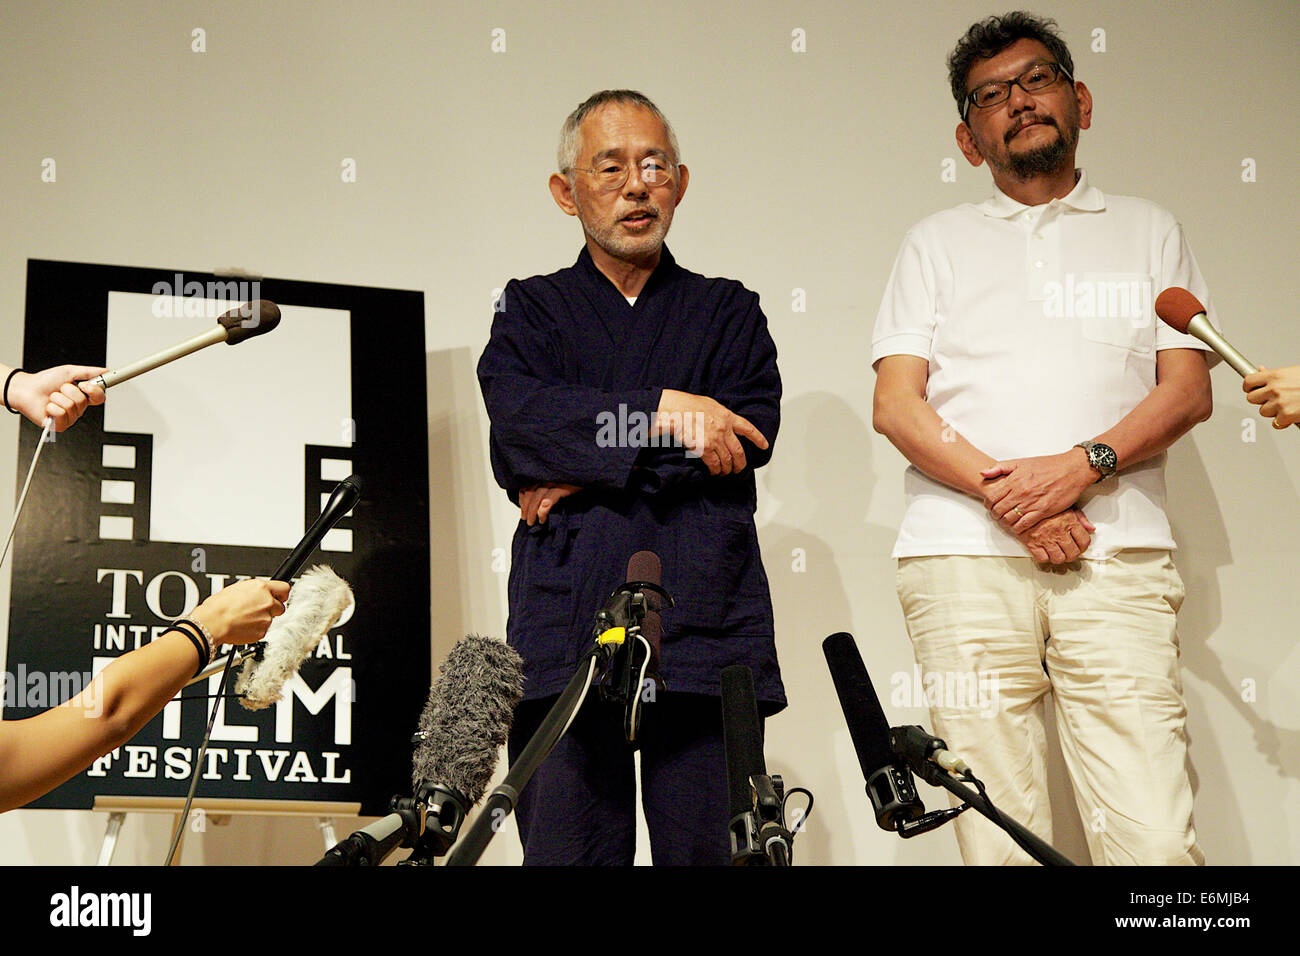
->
xmin=1096 ymin=372 xmax=1212 ymax=472
xmin=874 ymin=392 xmax=996 ymax=499
xmin=0 ymin=632 xmax=198 ymax=812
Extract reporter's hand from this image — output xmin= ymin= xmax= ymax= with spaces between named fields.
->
xmin=190 ymin=579 xmax=290 ymax=646
xmin=7 ymin=365 xmax=106 ymax=431
xmin=653 ymin=389 xmax=769 ymax=476
xmin=1243 ymin=365 xmax=1300 ymax=429
xmin=1014 ymin=508 xmax=1095 ymax=565
xmin=518 ymin=482 xmax=582 ymax=525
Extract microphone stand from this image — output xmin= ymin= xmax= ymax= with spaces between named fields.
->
xmin=906 ymin=759 xmax=1076 ymax=866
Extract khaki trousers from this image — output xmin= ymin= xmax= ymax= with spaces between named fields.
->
xmin=896 ymin=551 xmax=1203 ymax=865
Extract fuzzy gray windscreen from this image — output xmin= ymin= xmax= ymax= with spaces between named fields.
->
xmin=411 ymin=634 xmax=525 ymax=804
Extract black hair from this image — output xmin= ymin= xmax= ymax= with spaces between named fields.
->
xmin=948 ymin=12 xmax=1074 ymax=117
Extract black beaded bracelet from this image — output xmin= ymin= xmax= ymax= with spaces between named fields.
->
xmin=3 ymin=368 xmax=25 ymax=414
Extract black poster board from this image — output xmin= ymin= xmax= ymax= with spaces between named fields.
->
xmin=4 ymin=260 xmax=430 ymax=815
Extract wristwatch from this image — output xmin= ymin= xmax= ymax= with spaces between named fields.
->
xmin=1075 ymin=440 xmax=1118 ymax=481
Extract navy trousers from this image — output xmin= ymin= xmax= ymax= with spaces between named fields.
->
xmin=508 ymin=692 xmax=744 ymax=866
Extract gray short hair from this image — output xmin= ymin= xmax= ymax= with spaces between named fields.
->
xmin=557 ymin=90 xmax=681 ymax=178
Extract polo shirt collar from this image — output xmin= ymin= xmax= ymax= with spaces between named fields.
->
xmin=976 ymin=168 xmax=1107 ymax=218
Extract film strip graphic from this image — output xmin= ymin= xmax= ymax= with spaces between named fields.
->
xmin=96 ymin=431 xmax=153 ymax=542
xmin=305 ymin=444 xmax=355 ymax=553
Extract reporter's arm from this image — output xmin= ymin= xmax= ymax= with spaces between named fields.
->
xmin=0 ymin=578 xmax=288 ymax=813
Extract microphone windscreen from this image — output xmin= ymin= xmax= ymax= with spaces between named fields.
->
xmin=720 ymin=664 xmax=765 ymax=820
xmin=1154 ymin=287 xmax=1206 ymax=334
xmin=235 ymin=565 xmax=353 ymax=710
xmin=219 ymin=299 xmax=281 ymax=344
xmin=626 ymin=550 xmax=663 ymax=668
xmin=822 ymin=632 xmax=895 ymax=781
xmin=411 ymin=634 xmax=525 ymax=805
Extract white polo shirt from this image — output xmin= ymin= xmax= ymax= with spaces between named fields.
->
xmin=872 ymin=170 xmax=1217 ymax=559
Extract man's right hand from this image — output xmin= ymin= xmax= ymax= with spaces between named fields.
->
xmin=653 ymin=389 xmax=768 ymax=476
xmin=1015 ymin=508 xmax=1095 ymax=564
xmin=519 ymin=482 xmax=582 ymax=525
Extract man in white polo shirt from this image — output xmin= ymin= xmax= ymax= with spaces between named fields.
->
xmin=872 ymin=12 xmax=1216 ymax=865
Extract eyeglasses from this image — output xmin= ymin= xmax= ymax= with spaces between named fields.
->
xmin=964 ymin=61 xmax=1072 ymax=119
xmin=569 ymin=156 xmax=677 ymax=192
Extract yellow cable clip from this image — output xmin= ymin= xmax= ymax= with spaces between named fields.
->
xmin=596 ymin=626 xmax=627 ymax=647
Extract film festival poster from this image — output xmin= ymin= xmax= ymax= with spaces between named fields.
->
xmin=4 ymin=260 xmax=430 ymax=815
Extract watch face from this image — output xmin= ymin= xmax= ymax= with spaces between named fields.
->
xmin=1093 ymin=443 xmax=1118 ymax=472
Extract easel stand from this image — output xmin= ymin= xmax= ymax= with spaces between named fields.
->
xmin=92 ymin=796 xmax=362 ymax=865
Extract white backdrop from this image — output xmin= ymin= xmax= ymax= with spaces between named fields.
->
xmin=1 ymin=0 xmax=1296 ymax=865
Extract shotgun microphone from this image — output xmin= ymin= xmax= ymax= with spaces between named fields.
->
xmin=721 ymin=664 xmax=793 ymax=865
xmin=822 ymin=632 xmax=925 ymax=831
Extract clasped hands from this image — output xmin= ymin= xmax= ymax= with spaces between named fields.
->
xmin=979 ymin=448 xmax=1100 ymax=564
xmin=517 ymin=389 xmax=768 ymax=526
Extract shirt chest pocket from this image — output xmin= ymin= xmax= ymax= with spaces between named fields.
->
xmin=1077 ymin=272 xmax=1157 ymax=354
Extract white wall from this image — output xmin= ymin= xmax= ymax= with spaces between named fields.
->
xmin=1 ymin=0 xmax=1296 ymax=865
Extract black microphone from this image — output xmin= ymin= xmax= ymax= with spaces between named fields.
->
xmin=403 ymin=634 xmax=525 ymax=863
xmin=822 ymin=632 xmax=925 ymax=831
xmin=273 ymin=475 xmax=361 ymax=582
xmin=721 ymin=664 xmax=792 ymax=866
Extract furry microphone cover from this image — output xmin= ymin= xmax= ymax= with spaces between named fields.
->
xmin=235 ymin=565 xmax=354 ymax=710
xmin=411 ymin=635 xmax=525 ymax=803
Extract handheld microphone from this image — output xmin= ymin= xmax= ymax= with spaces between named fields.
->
xmin=272 ymin=475 xmax=361 ymax=582
xmin=0 ymin=300 xmax=283 ymax=574
xmin=402 ymin=635 xmax=525 ymax=863
xmin=93 ymin=300 xmax=281 ymax=390
xmin=822 ymin=632 xmax=925 ymax=831
xmin=168 ymin=475 xmax=361 ymax=863
xmin=721 ymin=664 xmax=793 ymax=865
xmin=1154 ymin=288 xmax=1253 ymax=377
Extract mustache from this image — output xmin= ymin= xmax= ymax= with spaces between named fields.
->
xmin=1005 ymin=114 xmax=1058 ymax=143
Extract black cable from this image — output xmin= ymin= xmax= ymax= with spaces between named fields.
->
xmin=782 ymin=786 xmax=815 ymax=836
xmin=965 ymin=769 xmax=1051 ymax=865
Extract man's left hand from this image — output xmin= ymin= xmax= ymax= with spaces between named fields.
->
xmin=980 ymin=448 xmax=1099 ymax=533
xmin=518 ymin=482 xmax=582 ymax=525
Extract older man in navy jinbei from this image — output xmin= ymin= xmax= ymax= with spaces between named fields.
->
xmin=476 ymin=90 xmax=783 ymax=865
